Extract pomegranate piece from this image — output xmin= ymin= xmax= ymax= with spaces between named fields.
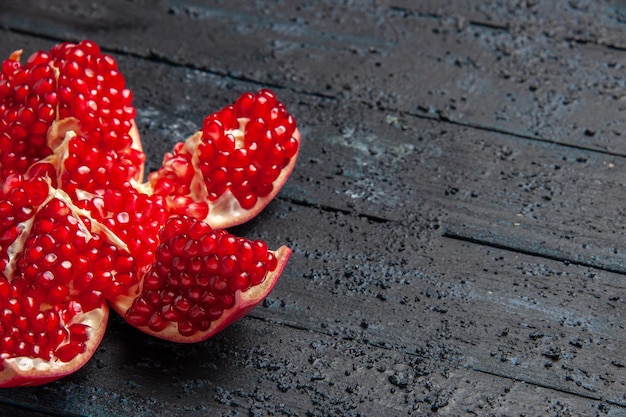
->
xmin=117 ymin=215 xmax=290 ymax=342
xmin=0 ymin=40 xmax=144 ymax=193
xmin=0 ymin=175 xmax=109 ymax=387
xmin=147 ymin=88 xmax=300 ymax=228
xmin=0 ymin=40 xmax=299 ymax=386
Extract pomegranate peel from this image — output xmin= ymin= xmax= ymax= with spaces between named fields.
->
xmin=0 ymin=40 xmax=299 ymax=386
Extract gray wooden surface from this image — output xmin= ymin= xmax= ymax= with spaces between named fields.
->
xmin=0 ymin=1 xmax=624 ymax=416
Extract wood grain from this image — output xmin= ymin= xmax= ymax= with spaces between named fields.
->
xmin=0 ymin=1 xmax=624 ymax=415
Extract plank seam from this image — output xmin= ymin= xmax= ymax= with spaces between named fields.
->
xmin=470 ymin=365 xmax=626 ymax=408
xmin=2 ymin=26 xmax=337 ymax=101
xmin=389 ymin=5 xmax=509 ymax=31
xmin=280 ymin=197 xmax=392 ymax=223
xmin=397 ymin=107 xmax=626 ymax=158
xmin=442 ymin=230 xmax=626 ymax=275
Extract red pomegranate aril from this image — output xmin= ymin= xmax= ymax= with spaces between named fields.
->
xmin=217 ymin=235 xmax=238 ymax=257
xmin=237 ymin=241 xmax=255 ymax=266
xmin=161 ymin=305 xmax=178 ymax=322
xmin=219 ymin=294 xmax=236 ymax=310
xmin=235 ymin=193 xmax=255 ymax=210
xmin=55 ymin=341 xmax=86 ymax=363
xmin=206 ymin=308 xmax=223 ymax=322
xmin=49 ymin=285 xmax=70 ymax=304
xmin=231 ymin=272 xmax=251 ymax=291
xmin=30 ymin=313 xmax=47 ymax=335
xmin=220 ymin=255 xmax=238 ymax=276
xmin=249 ymin=264 xmax=266 ymax=286
xmin=174 ymin=296 xmax=191 ymax=314
xmin=209 ymin=275 xmax=228 ymax=295
xmin=161 ymin=290 xmax=177 ymax=305
xmin=68 ymin=323 xmax=90 ymax=343
xmin=147 ymin=313 xmax=167 ymax=332
xmin=177 ymin=320 xmax=195 ymax=337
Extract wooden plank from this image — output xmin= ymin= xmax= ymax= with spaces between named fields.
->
xmin=1 ymin=0 xmax=626 ymax=154
xmin=441 ymin=367 xmax=621 ymax=416
xmin=3 ymin=29 xmax=624 ymax=273
xmin=0 ymin=7 xmax=624 ymax=416
xmin=242 ymin=201 xmax=626 ymax=408
xmin=391 ymin=0 xmax=626 ymax=49
xmin=0 ymin=203 xmax=622 ymax=415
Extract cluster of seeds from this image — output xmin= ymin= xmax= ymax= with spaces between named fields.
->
xmin=0 ymin=176 xmax=99 ymax=366
xmin=0 ymin=175 xmax=49 ymax=272
xmin=125 ymin=215 xmax=278 ymax=336
xmin=0 ymin=281 xmax=90 ymax=365
xmin=0 ymin=40 xmax=144 ymax=192
xmin=198 ymin=89 xmax=298 ymax=209
xmin=78 ymin=186 xmax=169 ymax=271
xmin=147 ymin=143 xmax=210 ymax=220
xmin=149 ymin=89 xmax=299 ymax=215
xmin=50 ymin=41 xmax=135 ymax=141
xmin=0 ymin=52 xmax=55 ymax=180
xmin=16 ymin=198 xmax=138 ymax=309
xmin=61 ymin=134 xmax=144 ymax=197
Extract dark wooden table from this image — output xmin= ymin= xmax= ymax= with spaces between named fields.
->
xmin=0 ymin=1 xmax=625 ymax=416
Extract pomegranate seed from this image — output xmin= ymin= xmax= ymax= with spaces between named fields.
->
xmin=55 ymin=342 xmax=85 ymax=362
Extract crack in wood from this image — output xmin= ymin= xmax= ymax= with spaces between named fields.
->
xmin=469 ymin=358 xmax=626 ymax=409
xmin=442 ymin=229 xmax=626 ymax=276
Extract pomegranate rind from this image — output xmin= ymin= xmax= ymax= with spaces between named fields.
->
xmin=0 ymin=304 xmax=109 ymax=387
xmin=110 ymin=246 xmax=291 ymax=343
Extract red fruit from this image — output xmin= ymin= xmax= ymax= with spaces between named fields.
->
xmin=147 ymin=88 xmax=300 ymax=228
xmin=116 ymin=216 xmax=289 ymax=342
xmin=0 ymin=174 xmax=109 ymax=387
xmin=0 ymin=40 xmax=299 ymax=386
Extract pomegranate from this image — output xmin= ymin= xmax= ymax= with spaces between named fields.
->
xmin=145 ymin=88 xmax=300 ymax=228
xmin=0 ymin=40 xmax=299 ymax=386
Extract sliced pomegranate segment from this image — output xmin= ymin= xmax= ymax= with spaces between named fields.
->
xmin=0 ymin=40 xmax=298 ymax=386
xmin=147 ymin=89 xmax=301 ymax=228
xmin=0 ymin=40 xmax=144 ymax=193
xmin=0 ymin=175 xmax=108 ymax=387
xmin=113 ymin=215 xmax=290 ymax=342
